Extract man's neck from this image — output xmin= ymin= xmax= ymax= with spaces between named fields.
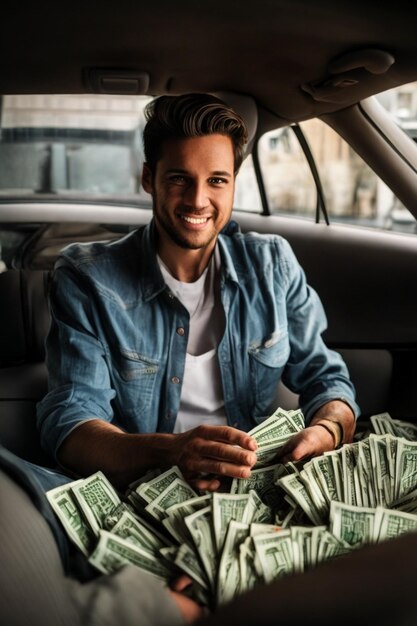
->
xmin=157 ymin=239 xmax=216 ymax=282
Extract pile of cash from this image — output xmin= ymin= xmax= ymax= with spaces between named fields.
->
xmin=46 ymin=408 xmax=417 ymax=608
xmin=370 ymin=411 xmax=417 ymax=441
xmin=276 ymin=433 xmax=417 ymax=525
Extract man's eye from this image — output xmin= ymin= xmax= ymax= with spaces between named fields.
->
xmin=209 ymin=177 xmax=227 ymax=185
xmin=169 ymin=175 xmax=187 ymax=184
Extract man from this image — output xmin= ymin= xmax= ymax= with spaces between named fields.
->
xmin=37 ymin=93 xmax=358 ymax=491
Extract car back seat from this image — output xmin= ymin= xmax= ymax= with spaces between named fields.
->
xmin=0 ymin=269 xmax=54 ymax=466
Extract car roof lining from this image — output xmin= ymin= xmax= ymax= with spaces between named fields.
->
xmin=1 ymin=1 xmax=417 ymax=124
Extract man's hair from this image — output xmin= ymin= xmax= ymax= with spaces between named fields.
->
xmin=143 ymin=93 xmax=248 ymax=174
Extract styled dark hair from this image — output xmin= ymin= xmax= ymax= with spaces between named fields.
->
xmin=143 ymin=93 xmax=248 ymax=174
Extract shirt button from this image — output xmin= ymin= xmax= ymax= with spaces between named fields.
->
xmin=176 ymin=327 xmax=185 ymax=336
xmin=171 ymin=376 xmax=180 ymax=384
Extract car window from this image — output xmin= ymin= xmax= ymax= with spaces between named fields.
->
xmin=300 ymin=118 xmax=415 ymax=233
xmin=257 ymin=127 xmax=317 ymax=220
xmin=0 ymin=94 xmax=153 ymax=204
xmin=257 ymin=81 xmax=417 ymax=234
xmin=234 ymin=154 xmax=262 ymax=212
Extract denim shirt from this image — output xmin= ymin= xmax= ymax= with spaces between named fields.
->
xmin=37 ymin=219 xmax=359 ymax=459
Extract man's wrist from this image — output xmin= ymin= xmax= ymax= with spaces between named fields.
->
xmin=313 ymin=419 xmax=343 ymax=448
xmin=310 ymin=399 xmax=355 ymax=444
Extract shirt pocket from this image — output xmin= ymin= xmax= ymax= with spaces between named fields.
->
xmin=248 ymin=331 xmax=290 ymax=417
xmin=113 ymin=347 xmax=160 ymax=420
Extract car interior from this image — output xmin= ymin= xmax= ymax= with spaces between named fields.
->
xmin=1 ymin=1 xmax=417 ymax=616
xmin=2 ymin=1 xmax=417 ymax=464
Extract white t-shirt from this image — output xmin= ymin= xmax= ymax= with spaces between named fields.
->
xmin=157 ymin=248 xmax=227 ymax=433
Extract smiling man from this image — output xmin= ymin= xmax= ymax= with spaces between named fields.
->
xmin=142 ymin=133 xmax=235 ymax=281
xmin=37 ymin=93 xmax=359 ymax=491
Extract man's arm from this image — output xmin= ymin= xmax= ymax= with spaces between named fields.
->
xmin=278 ymin=399 xmax=355 ymax=463
xmin=275 ymin=237 xmax=359 ymax=423
xmin=269 ymin=237 xmax=358 ymax=462
xmin=58 ymin=419 xmax=257 ymax=491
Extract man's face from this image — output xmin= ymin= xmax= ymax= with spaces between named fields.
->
xmin=142 ymin=134 xmax=235 ymax=252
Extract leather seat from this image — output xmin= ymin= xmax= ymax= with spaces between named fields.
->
xmin=0 ymin=270 xmax=53 ymax=465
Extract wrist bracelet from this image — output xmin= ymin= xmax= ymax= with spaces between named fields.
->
xmin=318 ymin=418 xmax=344 ymax=444
xmin=314 ymin=419 xmax=343 ymax=448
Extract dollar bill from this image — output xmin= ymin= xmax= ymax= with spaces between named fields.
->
xmin=374 ymin=507 xmax=417 ymax=542
xmin=46 ymin=480 xmax=94 ymax=556
xmin=144 ymin=477 xmax=197 ymax=521
xmin=217 ymin=521 xmax=249 ymax=605
xmin=329 ymin=501 xmax=376 ymax=547
xmin=212 ymin=493 xmax=250 ymax=553
xmin=395 ymin=439 xmax=417 ymax=500
xmin=136 ymin=466 xmax=185 ymax=503
xmin=71 ymin=471 xmax=121 ymax=535
xmin=184 ymin=505 xmax=217 ymax=588
xmin=89 ymin=530 xmax=170 ymax=579
xmin=253 ymin=530 xmax=294 ymax=583
xmin=111 ymin=509 xmax=169 ymax=553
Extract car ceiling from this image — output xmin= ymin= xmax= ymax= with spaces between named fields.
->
xmin=1 ymin=0 xmax=417 ymax=126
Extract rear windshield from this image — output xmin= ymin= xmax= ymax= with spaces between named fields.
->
xmin=0 ymin=94 xmax=153 ymax=204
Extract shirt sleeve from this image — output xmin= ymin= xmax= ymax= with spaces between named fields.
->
xmin=37 ymin=261 xmax=116 ymax=460
xmin=278 ymin=238 xmax=360 ymax=422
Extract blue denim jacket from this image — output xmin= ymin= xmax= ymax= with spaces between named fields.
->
xmin=37 ymin=219 xmax=359 ymax=459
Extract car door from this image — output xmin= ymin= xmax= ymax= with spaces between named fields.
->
xmin=232 ymin=90 xmax=417 ymax=422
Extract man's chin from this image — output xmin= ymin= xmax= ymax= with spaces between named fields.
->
xmin=169 ymin=236 xmax=213 ymax=251
xmin=158 ymin=221 xmax=217 ymax=250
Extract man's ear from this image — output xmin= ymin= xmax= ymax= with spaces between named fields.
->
xmin=142 ymin=163 xmax=154 ymax=194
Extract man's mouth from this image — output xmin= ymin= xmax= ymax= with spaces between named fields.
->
xmin=178 ymin=214 xmax=210 ymax=225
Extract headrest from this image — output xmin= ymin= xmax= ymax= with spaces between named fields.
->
xmin=213 ymin=91 xmax=258 ymax=155
xmin=0 ymin=271 xmax=51 ymax=365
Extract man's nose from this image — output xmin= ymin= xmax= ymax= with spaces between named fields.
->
xmin=183 ymin=181 xmax=210 ymax=210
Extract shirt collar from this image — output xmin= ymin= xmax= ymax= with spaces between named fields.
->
xmin=139 ymin=219 xmax=167 ymax=302
xmin=139 ymin=218 xmax=243 ymax=300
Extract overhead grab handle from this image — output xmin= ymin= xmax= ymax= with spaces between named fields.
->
xmin=301 ymin=48 xmax=395 ymax=102
xmin=328 ymin=49 xmax=395 ymax=75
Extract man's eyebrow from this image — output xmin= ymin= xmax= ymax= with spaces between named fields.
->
xmin=164 ymin=169 xmax=188 ymax=175
xmin=211 ymin=171 xmax=232 ymax=178
xmin=163 ymin=168 xmax=232 ymax=177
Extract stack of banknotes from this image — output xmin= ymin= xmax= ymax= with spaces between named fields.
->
xmin=46 ymin=408 xmax=417 ymax=608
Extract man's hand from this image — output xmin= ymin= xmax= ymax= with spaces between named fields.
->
xmin=170 ymin=424 xmax=257 ymax=491
xmin=168 ymin=576 xmax=207 ymax=623
xmin=168 ymin=590 xmax=204 ymax=623
xmin=57 ymin=420 xmax=257 ymax=491
xmin=279 ymin=400 xmax=356 ymax=464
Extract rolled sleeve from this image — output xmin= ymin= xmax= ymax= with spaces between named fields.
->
xmin=279 ymin=239 xmax=360 ymax=422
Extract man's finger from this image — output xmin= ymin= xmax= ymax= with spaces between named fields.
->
xmin=191 ymin=438 xmax=257 ymax=467
xmin=189 ymin=477 xmax=222 ymax=491
xmin=184 ymin=456 xmax=253 ymax=479
xmin=195 ymin=425 xmax=257 ymax=451
xmin=279 ymin=427 xmax=335 ymax=463
xmin=170 ymin=575 xmax=193 ymax=592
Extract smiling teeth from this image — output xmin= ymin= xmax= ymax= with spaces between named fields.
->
xmin=181 ymin=216 xmax=208 ymax=224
